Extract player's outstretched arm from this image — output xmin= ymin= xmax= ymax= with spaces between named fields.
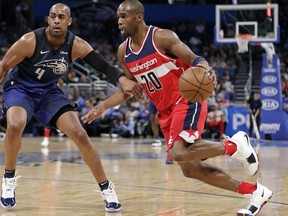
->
xmin=0 ymin=32 xmax=34 ymax=83
xmin=154 ymin=29 xmax=217 ymax=87
xmin=73 ymin=36 xmax=142 ymax=100
xmin=81 ymin=88 xmax=130 ymax=124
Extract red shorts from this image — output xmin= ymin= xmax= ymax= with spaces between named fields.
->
xmin=158 ymin=97 xmax=207 ymax=149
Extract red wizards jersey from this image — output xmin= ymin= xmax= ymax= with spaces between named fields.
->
xmin=124 ymin=26 xmax=190 ymax=112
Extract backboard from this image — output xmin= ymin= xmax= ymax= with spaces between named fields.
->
xmin=215 ymin=3 xmax=279 ymax=44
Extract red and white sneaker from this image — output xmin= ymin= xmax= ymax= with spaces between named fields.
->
xmin=237 ymin=180 xmax=272 ymax=216
xmin=229 ymin=131 xmax=259 ymax=176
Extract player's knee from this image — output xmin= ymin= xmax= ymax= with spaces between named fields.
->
xmin=72 ymin=129 xmax=89 ymax=144
xmin=7 ymin=121 xmax=25 ymax=135
xmin=181 ymin=167 xmax=202 ymax=179
xmin=169 ymin=142 xmax=192 ymax=162
xmin=169 ymin=149 xmax=185 ymax=162
xmin=184 ymin=172 xmax=204 ymax=180
xmin=182 ymin=169 xmax=194 ymax=178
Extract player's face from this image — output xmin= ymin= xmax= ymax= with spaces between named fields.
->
xmin=48 ymin=6 xmax=72 ymax=38
xmin=117 ymin=4 xmax=138 ymax=37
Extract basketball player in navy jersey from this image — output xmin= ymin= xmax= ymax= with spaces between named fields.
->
xmin=0 ymin=3 xmax=142 ymax=212
xmin=82 ymin=0 xmax=273 ymax=215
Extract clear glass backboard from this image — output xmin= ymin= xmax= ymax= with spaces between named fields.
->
xmin=214 ymin=3 xmax=279 ymax=44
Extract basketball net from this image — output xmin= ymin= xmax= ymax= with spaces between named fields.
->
xmin=235 ymin=34 xmax=254 ymax=53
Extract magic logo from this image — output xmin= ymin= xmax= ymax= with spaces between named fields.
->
xmin=34 ymin=58 xmax=68 ymax=75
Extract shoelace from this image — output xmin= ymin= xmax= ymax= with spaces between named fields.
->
xmin=103 ymin=189 xmax=118 ymax=202
xmin=94 ymin=184 xmax=119 ymax=203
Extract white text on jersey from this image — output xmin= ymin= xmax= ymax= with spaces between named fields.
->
xmin=130 ymin=58 xmax=158 ymax=73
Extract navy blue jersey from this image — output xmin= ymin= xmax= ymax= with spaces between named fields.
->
xmin=8 ymin=27 xmax=75 ymax=87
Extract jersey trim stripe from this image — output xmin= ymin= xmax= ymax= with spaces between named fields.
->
xmin=128 ymin=25 xmax=152 ymax=55
xmin=183 ymin=102 xmax=201 ymax=130
xmin=133 ymin=62 xmax=179 ymax=83
xmin=151 ymin=27 xmax=177 ymax=62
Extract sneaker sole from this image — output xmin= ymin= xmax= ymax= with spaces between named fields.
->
xmin=1 ymin=202 xmax=16 ymax=211
xmin=151 ymin=143 xmax=162 ymax=147
xmin=236 ymin=193 xmax=273 ymax=216
xmin=105 ymin=206 xmax=122 ymax=212
xmin=165 ymin=160 xmax=174 ymax=165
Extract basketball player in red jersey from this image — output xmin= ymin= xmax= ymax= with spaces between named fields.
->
xmin=82 ymin=0 xmax=272 ymax=215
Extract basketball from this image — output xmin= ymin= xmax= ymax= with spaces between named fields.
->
xmin=178 ymin=66 xmax=215 ymax=102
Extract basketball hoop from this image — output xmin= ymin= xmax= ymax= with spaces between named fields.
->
xmin=235 ymin=34 xmax=254 ymax=53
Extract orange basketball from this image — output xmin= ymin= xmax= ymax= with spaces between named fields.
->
xmin=178 ymin=66 xmax=215 ymax=102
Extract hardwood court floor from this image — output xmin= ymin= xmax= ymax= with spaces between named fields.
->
xmin=0 ymin=136 xmax=287 ymax=216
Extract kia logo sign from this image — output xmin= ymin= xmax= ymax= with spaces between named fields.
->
xmin=261 ymin=87 xmax=278 ymax=97
xmin=262 ymin=75 xmax=277 ymax=84
xmin=262 ymin=99 xmax=279 ymax=111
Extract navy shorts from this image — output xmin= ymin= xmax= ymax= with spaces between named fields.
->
xmin=148 ymin=100 xmax=158 ymax=115
xmin=3 ymin=80 xmax=76 ymax=127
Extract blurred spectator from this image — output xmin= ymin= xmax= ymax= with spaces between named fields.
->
xmin=67 ymin=69 xmax=80 ymax=83
xmin=281 ymin=75 xmax=288 ymax=95
xmin=195 ymin=19 xmax=205 ymax=35
xmin=222 ymin=74 xmax=235 ymax=103
xmin=282 ymin=90 xmax=288 ymax=114
xmin=79 ymin=74 xmax=90 ymax=83
xmin=219 ymin=101 xmax=229 ymax=136
xmin=207 ymin=90 xmax=217 ymax=106
xmin=77 ymin=91 xmax=87 ymax=113
xmin=205 ymin=104 xmax=225 ymax=139
xmin=96 ymin=90 xmax=108 ymax=104
xmin=246 ymin=91 xmax=262 ymax=138
xmin=15 ymin=0 xmax=29 ymax=19
xmin=136 ymin=100 xmax=150 ymax=138
xmin=110 ymin=111 xmax=136 ymax=138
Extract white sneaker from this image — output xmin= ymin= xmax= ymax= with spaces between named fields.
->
xmin=237 ymin=180 xmax=272 ymax=215
xmin=41 ymin=137 xmax=49 ymax=147
xmin=101 ymin=182 xmax=121 ymax=212
xmin=151 ymin=139 xmax=162 ymax=147
xmin=1 ymin=175 xmax=21 ymax=210
xmin=229 ymin=131 xmax=259 ymax=176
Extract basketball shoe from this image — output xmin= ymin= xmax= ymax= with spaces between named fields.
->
xmin=237 ymin=180 xmax=272 ymax=216
xmin=151 ymin=136 xmax=162 ymax=147
xmin=229 ymin=131 xmax=259 ymax=176
xmin=101 ymin=182 xmax=121 ymax=212
xmin=165 ymin=154 xmax=174 ymax=165
xmin=41 ymin=137 xmax=49 ymax=147
xmin=1 ymin=175 xmax=21 ymax=209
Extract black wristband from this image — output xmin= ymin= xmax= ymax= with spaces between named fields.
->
xmin=83 ymin=50 xmax=122 ymax=85
xmin=118 ymin=72 xmax=125 ymax=79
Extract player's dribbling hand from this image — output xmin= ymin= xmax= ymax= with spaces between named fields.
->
xmin=81 ymin=103 xmax=106 ymax=124
xmin=119 ymin=76 xmax=143 ymax=100
xmin=196 ymin=64 xmax=217 ymax=88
